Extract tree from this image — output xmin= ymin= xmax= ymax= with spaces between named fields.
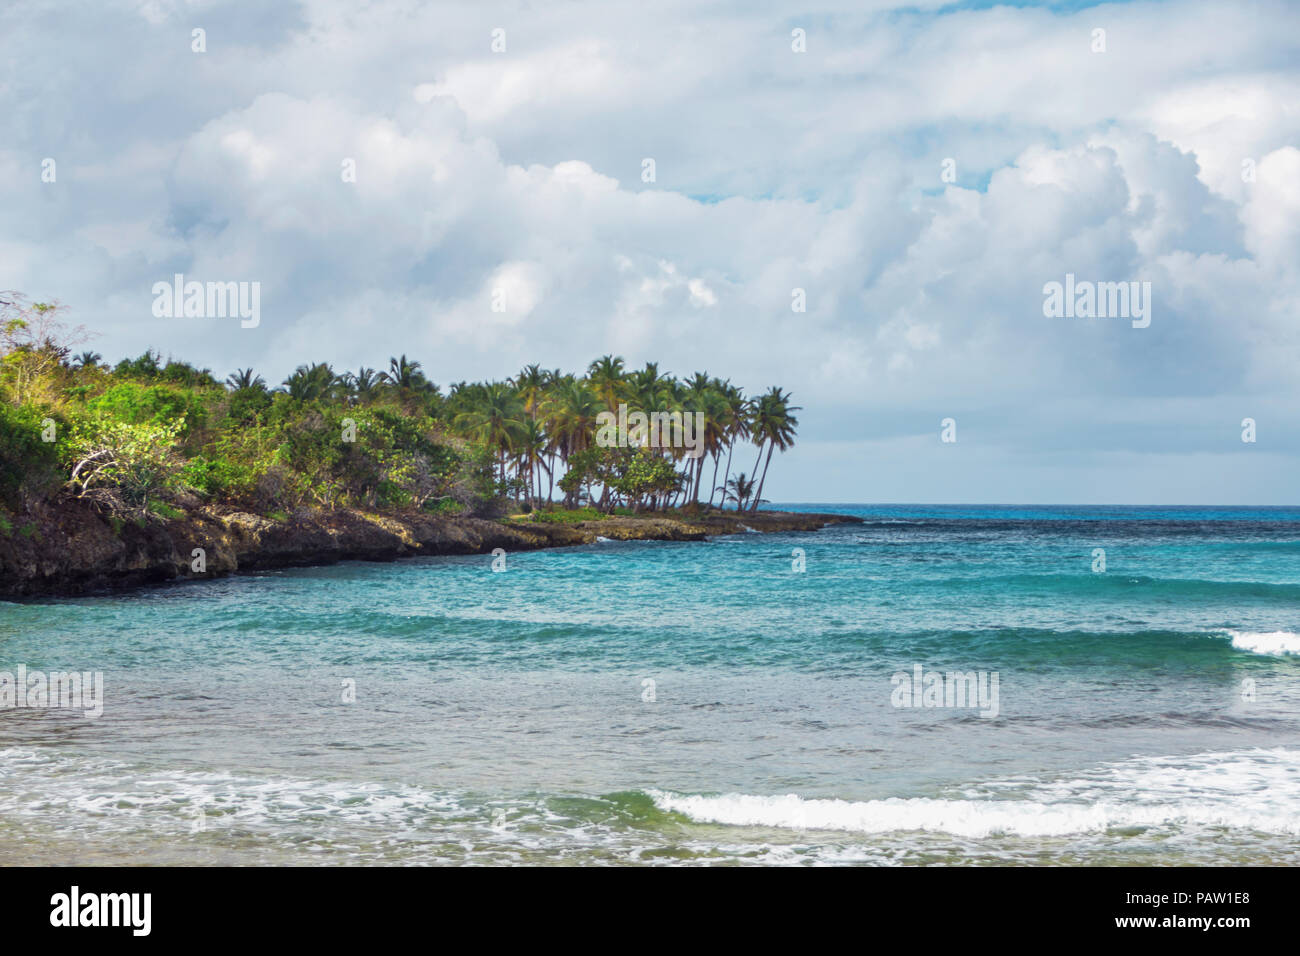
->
xmin=615 ymin=448 xmax=682 ymax=512
xmin=722 ymin=472 xmax=757 ymax=512
xmin=513 ymin=364 xmax=548 ymax=419
xmin=0 ymin=294 xmax=91 ymax=404
xmin=0 ymin=291 xmax=802 ymax=527
xmin=71 ymin=351 xmax=103 ymax=370
xmin=627 ymin=361 xmax=673 ymax=414
xmin=557 ymin=446 xmax=622 ymax=511
xmin=453 ymin=382 xmax=526 ymax=490
xmin=540 ymin=376 xmax=602 ymax=504
xmin=514 ymin=417 xmax=550 ymax=505
xmin=586 ymin=354 xmax=627 ymax=413
xmin=341 ymin=367 xmax=384 ymax=404
xmin=114 ymin=350 xmax=162 ymax=380
xmin=748 ymin=387 xmax=799 ymax=513
xmin=225 ymin=368 xmax=265 ymax=390
xmin=681 ymin=371 xmax=727 ymax=506
xmin=714 ymin=382 xmax=751 ymax=509
xmin=383 ymin=354 xmax=434 ymax=392
xmin=282 ymin=363 xmax=341 ymax=402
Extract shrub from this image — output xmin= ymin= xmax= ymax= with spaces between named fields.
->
xmin=0 ymin=402 xmax=62 ymax=507
xmin=225 ymin=386 xmax=272 ymax=424
xmin=64 ymin=418 xmax=185 ymax=516
xmin=87 ymin=381 xmax=208 ymax=434
xmin=179 ymin=455 xmax=257 ymax=499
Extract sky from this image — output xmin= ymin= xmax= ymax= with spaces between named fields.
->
xmin=2 ymin=0 xmax=1298 ymax=504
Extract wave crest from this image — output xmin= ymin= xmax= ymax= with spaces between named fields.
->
xmin=650 ymin=748 xmax=1300 ymax=838
xmin=1226 ymin=630 xmax=1300 ymax=656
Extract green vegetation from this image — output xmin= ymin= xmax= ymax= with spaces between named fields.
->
xmin=528 ymin=507 xmax=606 ymax=524
xmin=0 ymin=292 xmax=799 ymax=525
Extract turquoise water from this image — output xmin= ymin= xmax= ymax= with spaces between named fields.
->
xmin=2 ymin=504 xmax=1299 ymax=865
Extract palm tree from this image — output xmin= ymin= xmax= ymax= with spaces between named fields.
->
xmin=383 ymin=354 xmax=433 ymax=392
xmin=225 ymin=368 xmax=265 ymax=390
xmin=345 ymin=367 xmax=385 ymax=404
xmin=71 ymin=350 xmax=103 ymax=370
xmin=512 ymin=364 xmax=548 ymax=420
xmin=714 ymin=382 xmax=751 ymax=509
xmin=627 ymin=362 xmax=673 ymax=412
xmin=693 ymin=380 xmax=729 ymax=508
xmin=454 ymin=382 xmax=526 ymax=489
xmin=655 ymin=376 xmax=691 ymax=507
xmin=681 ymin=371 xmax=722 ymax=506
xmin=722 ymin=472 xmax=757 ymax=512
xmin=443 ymin=380 xmax=475 ymax=418
xmin=586 ymin=354 xmax=627 ymax=413
xmin=515 ymin=418 xmax=550 ymax=504
xmin=540 ymin=377 xmax=603 ymax=506
xmin=537 ymin=368 xmax=563 ymax=501
xmin=748 ymin=387 xmax=800 ymax=513
xmin=282 ymin=363 xmax=340 ymax=402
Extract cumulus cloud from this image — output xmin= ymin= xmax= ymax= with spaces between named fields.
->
xmin=2 ymin=0 xmax=1298 ymax=502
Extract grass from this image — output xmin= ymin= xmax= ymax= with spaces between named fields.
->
xmin=521 ymin=505 xmax=717 ymax=523
xmin=528 ymin=507 xmax=606 ymax=524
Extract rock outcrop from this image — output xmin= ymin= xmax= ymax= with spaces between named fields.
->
xmin=0 ymin=500 xmax=861 ymax=598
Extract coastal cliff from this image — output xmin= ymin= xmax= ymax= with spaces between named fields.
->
xmin=0 ymin=501 xmax=861 ymax=598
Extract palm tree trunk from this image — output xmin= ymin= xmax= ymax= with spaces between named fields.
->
xmin=708 ymin=452 xmax=721 ymax=509
xmin=752 ymin=442 xmax=775 ymax=513
xmin=720 ymin=440 xmax=735 ymax=510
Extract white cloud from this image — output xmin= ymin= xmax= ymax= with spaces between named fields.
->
xmin=3 ymin=0 xmax=1299 ymax=502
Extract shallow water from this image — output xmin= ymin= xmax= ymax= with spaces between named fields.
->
xmin=2 ymin=504 xmax=1298 ymax=865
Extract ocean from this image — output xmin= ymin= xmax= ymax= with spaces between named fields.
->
xmin=2 ymin=504 xmax=1298 ymax=865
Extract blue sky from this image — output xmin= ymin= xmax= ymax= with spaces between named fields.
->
xmin=3 ymin=0 xmax=1299 ymax=503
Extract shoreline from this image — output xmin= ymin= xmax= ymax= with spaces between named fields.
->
xmin=0 ymin=501 xmax=862 ymax=599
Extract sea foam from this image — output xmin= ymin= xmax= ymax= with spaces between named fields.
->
xmin=1226 ymin=629 xmax=1300 ymax=656
xmin=649 ymin=748 xmax=1300 ymax=838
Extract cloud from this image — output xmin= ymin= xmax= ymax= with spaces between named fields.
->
xmin=2 ymin=0 xmax=1299 ymax=502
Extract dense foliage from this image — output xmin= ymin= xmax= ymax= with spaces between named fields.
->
xmin=0 ymin=293 xmax=799 ymax=526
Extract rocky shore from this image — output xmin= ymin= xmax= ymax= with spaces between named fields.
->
xmin=0 ymin=500 xmax=862 ymax=598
